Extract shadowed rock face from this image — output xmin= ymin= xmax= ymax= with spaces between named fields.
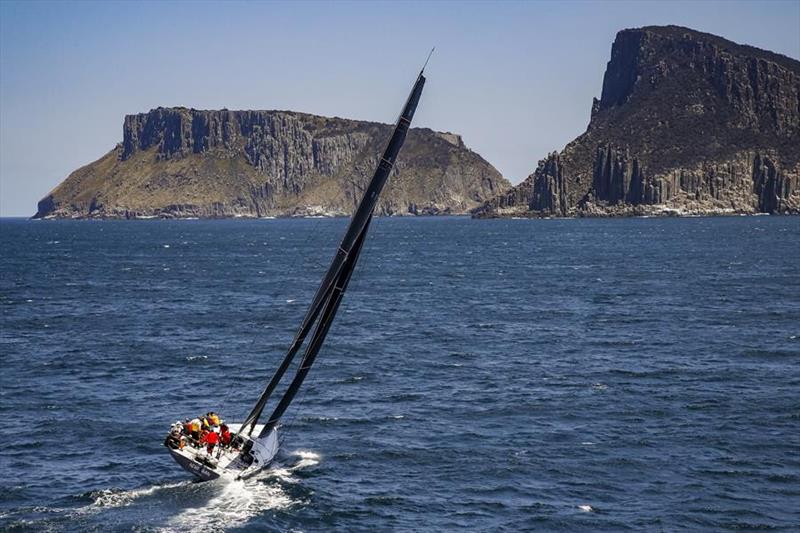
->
xmin=477 ymin=25 xmax=800 ymax=218
xmin=35 ymin=109 xmax=508 ymax=219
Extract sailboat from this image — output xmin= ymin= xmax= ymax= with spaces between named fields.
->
xmin=164 ymin=64 xmax=427 ymax=481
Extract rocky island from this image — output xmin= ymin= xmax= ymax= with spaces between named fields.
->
xmin=475 ymin=25 xmax=800 ymax=218
xmin=35 ymin=109 xmax=508 ymax=219
xmin=34 ymin=25 xmax=800 ymax=221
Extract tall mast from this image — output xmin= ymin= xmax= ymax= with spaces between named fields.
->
xmin=239 ymin=68 xmax=427 ymax=437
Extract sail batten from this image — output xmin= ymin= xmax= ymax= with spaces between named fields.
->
xmin=240 ymin=70 xmax=426 ymax=437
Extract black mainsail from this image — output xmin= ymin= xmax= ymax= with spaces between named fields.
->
xmin=237 ymin=68 xmax=426 ymax=440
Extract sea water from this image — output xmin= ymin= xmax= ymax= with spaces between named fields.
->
xmin=1 ymin=216 xmax=798 ymax=531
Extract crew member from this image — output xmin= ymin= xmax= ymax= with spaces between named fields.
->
xmin=220 ymin=424 xmax=232 ymax=447
xmin=189 ymin=418 xmax=202 ymax=442
xmin=201 ymin=429 xmax=219 ymax=455
xmin=164 ymin=422 xmax=183 ymax=449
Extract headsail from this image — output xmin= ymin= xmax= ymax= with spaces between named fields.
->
xmin=238 ymin=68 xmax=427 ymax=437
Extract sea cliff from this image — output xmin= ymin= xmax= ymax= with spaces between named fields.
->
xmin=35 ymin=109 xmax=508 ymax=219
xmin=475 ymin=26 xmax=800 ymax=218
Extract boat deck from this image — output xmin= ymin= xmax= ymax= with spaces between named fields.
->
xmin=166 ymin=423 xmax=278 ymax=481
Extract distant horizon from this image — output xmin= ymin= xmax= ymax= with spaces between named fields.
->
xmin=2 ymin=0 xmax=799 ymax=217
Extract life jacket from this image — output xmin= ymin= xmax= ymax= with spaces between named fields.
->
xmin=220 ymin=429 xmax=231 ymax=445
xmin=190 ymin=419 xmax=201 ymax=433
xmin=209 ymin=414 xmax=221 ymax=426
xmin=204 ymin=431 xmax=219 ymax=445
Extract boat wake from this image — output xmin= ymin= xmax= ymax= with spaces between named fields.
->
xmin=0 ymin=449 xmax=324 ymax=532
xmin=166 ymin=476 xmax=292 ymax=530
xmin=166 ymin=449 xmax=320 ymax=531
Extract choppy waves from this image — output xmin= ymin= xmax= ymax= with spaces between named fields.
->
xmin=2 ymin=216 xmax=799 ymax=531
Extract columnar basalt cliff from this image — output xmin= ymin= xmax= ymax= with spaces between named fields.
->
xmin=476 ymin=26 xmax=800 ymax=217
xmin=35 ymin=109 xmax=508 ymax=219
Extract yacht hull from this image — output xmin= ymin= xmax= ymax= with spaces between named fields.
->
xmin=169 ymin=448 xmax=221 ymax=481
xmin=165 ymin=424 xmax=279 ymax=481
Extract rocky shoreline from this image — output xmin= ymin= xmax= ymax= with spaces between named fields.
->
xmin=35 ymin=207 xmax=472 ymax=220
xmin=474 ymin=206 xmax=785 ymax=219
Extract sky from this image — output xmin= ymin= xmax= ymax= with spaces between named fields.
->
xmin=1 ymin=0 xmax=798 ymax=217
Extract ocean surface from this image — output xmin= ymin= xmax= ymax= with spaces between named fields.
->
xmin=1 ymin=216 xmax=799 ymax=531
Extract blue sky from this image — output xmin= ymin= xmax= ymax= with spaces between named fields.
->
xmin=1 ymin=0 xmax=798 ymax=216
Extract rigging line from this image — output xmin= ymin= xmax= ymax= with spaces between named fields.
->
xmin=391 ymin=48 xmax=434 ymax=124
xmin=279 ymin=210 xmax=376 ymax=446
xmin=259 ymin=216 xmax=373 ymax=437
xmin=422 ymin=47 xmax=435 ymax=71
xmin=237 ymin=266 xmax=340 ymax=437
xmin=278 ymin=213 xmax=354 ymax=443
xmin=275 ymin=356 xmax=316 ymax=446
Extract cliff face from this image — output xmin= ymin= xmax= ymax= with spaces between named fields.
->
xmin=36 ymin=108 xmax=508 ymax=219
xmin=477 ymin=26 xmax=800 ymax=217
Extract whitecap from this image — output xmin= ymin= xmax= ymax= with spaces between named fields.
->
xmin=307 ymin=416 xmax=338 ymax=422
xmin=83 ymin=480 xmax=189 ymax=512
xmin=290 ymin=450 xmax=321 ymax=471
xmin=163 ymin=244 xmax=170 ymax=248
xmin=578 ymin=504 xmax=594 ymax=512
xmin=286 ymin=299 xmax=296 ymax=303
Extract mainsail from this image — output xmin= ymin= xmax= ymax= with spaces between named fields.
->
xmin=237 ymin=68 xmax=427 ymax=439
